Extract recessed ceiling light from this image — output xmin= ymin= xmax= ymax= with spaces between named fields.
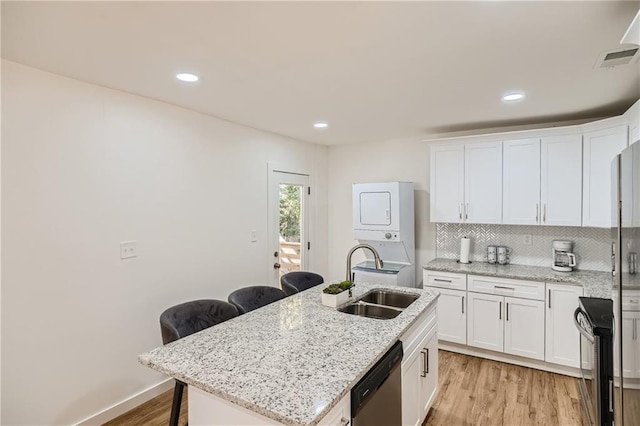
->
xmin=502 ymin=92 xmax=525 ymax=102
xmin=176 ymin=73 xmax=199 ymax=82
xmin=313 ymin=121 xmax=328 ymax=129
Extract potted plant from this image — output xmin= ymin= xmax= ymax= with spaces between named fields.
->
xmin=321 ymin=280 xmax=354 ymax=307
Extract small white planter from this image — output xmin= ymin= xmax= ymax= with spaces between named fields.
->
xmin=321 ymin=290 xmax=352 ymax=308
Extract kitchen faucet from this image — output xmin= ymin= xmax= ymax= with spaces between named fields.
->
xmin=346 ymin=244 xmax=384 ymax=282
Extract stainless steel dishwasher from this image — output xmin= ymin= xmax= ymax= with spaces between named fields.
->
xmin=351 ymin=340 xmax=403 ymax=426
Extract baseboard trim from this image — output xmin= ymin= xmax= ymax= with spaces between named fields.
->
xmin=75 ymin=379 xmax=174 ymax=425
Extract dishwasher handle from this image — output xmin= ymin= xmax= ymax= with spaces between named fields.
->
xmin=351 ymin=341 xmax=403 ymax=417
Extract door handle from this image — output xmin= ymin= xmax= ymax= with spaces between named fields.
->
xmin=543 ymin=204 xmax=547 ymax=223
xmin=339 ymin=418 xmax=350 ymax=426
xmin=536 ymin=203 xmax=539 ymax=223
xmin=459 ymin=204 xmax=463 ymax=220
xmin=499 ymin=301 xmax=502 ymax=320
xmin=506 ymin=302 xmax=509 ymax=321
xmin=548 ymin=289 xmax=551 ymax=309
xmin=465 ymin=203 xmax=469 ymax=220
xmin=462 ymin=296 xmax=465 ymax=314
xmin=273 ymin=262 xmax=281 ymax=269
xmin=420 ymin=350 xmax=427 ymax=377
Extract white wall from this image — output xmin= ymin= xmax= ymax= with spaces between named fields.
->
xmin=326 ymin=139 xmax=436 ymax=284
xmin=0 ymin=60 xmax=328 ymax=425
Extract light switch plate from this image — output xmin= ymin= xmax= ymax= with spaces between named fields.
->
xmin=523 ymin=234 xmax=532 ymax=246
xmin=120 ymin=241 xmax=137 ymax=259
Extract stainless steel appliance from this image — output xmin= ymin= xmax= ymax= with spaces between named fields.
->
xmin=574 ymin=297 xmax=614 ymax=426
xmin=351 ymin=340 xmax=402 ymax=426
xmin=612 ymin=141 xmax=640 ymax=426
xmin=552 ymin=240 xmax=577 ymax=272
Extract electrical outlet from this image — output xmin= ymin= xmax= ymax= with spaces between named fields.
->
xmin=523 ymin=234 xmax=532 ymax=246
xmin=120 ymin=241 xmax=137 ymax=259
xmin=251 ymin=230 xmax=257 ymax=242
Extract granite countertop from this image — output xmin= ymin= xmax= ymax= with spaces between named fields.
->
xmin=423 ymin=258 xmax=613 ymax=298
xmin=139 ymin=283 xmax=438 ymax=426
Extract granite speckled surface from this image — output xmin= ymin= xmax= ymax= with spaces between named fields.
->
xmin=424 ymin=258 xmax=613 ymax=298
xmin=139 ymin=283 xmax=438 ymax=426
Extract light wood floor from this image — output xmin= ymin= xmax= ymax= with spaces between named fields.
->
xmin=106 ymin=351 xmax=584 ymax=426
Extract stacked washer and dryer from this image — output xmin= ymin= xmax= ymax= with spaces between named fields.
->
xmin=351 ymin=182 xmax=416 ymax=287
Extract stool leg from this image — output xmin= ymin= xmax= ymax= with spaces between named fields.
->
xmin=169 ymin=381 xmax=184 ymax=426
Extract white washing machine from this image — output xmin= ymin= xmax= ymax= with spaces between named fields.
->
xmin=352 ymin=260 xmax=414 ymax=287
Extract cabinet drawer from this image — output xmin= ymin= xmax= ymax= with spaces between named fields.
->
xmin=622 ymin=291 xmax=640 ymax=311
xmin=401 ymin=304 xmax=437 ymax=360
xmin=468 ymin=275 xmax=545 ymax=301
xmin=423 ymin=270 xmax=467 ymax=291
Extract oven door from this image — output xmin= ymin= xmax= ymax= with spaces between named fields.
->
xmin=575 ymin=307 xmax=597 ymax=425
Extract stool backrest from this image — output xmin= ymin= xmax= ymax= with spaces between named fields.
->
xmin=281 ymin=271 xmax=324 ymax=296
xmin=160 ymin=299 xmax=238 ymax=344
xmin=227 ymin=286 xmax=286 ymax=315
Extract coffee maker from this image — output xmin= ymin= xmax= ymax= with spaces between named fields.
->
xmin=552 ymin=240 xmax=577 ymax=272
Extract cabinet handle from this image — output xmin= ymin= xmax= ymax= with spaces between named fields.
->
xmin=462 ymin=296 xmax=465 ymax=314
xmin=425 ymin=348 xmax=429 ymax=374
xmin=536 ymin=203 xmax=539 ymax=223
xmin=506 ymin=302 xmax=509 ymax=321
xmin=465 ymin=203 xmax=469 ymax=220
xmin=420 ymin=350 xmax=427 ymax=377
xmin=635 ymin=319 xmax=637 ymax=340
xmin=459 ymin=204 xmax=463 ymax=220
xmin=499 ymin=301 xmax=502 ymax=320
xmin=548 ymin=289 xmax=551 ymax=309
xmin=543 ymin=204 xmax=547 ymax=223
xmin=339 ymin=418 xmax=350 ymax=426
xmin=494 ymin=285 xmax=515 ymax=291
xmin=434 ymin=278 xmax=452 ymax=283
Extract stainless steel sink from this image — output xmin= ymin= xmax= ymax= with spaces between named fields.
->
xmin=338 ymin=302 xmax=402 ymax=320
xmin=358 ymin=290 xmax=419 ymax=309
xmin=337 ymin=290 xmax=420 ymax=320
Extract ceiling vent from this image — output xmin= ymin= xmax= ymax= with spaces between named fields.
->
xmin=594 ymin=47 xmax=639 ymax=69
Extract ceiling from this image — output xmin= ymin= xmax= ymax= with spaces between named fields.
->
xmin=2 ymin=1 xmax=639 ymax=145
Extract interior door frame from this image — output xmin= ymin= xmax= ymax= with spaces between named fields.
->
xmin=267 ymin=162 xmax=314 ymax=287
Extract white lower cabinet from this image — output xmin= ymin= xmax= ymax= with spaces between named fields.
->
xmin=401 ymin=307 xmax=438 ymax=426
xmin=467 ymin=292 xmax=504 ymax=352
xmin=545 ymin=284 xmax=583 ymax=367
xmin=617 ymin=311 xmax=640 ymax=379
xmin=467 ymin=276 xmax=545 ymax=361
xmin=504 ymin=296 xmax=545 ymax=361
xmin=436 ymin=288 xmax=467 ymax=344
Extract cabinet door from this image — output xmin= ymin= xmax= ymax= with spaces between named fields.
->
xmin=583 ymin=125 xmax=628 ymax=227
xmin=541 ymin=135 xmax=583 ymax=226
xmin=436 ymin=288 xmax=467 ymax=345
xmin=504 ymin=297 xmax=545 ymax=360
xmin=467 ymin=292 xmax=504 ymax=352
xmin=464 ymin=142 xmax=503 ymax=224
xmin=430 ymin=144 xmax=464 ymax=223
xmin=545 ymin=284 xmax=583 ymax=367
xmin=619 ymin=312 xmax=640 ymax=379
xmin=502 ymin=138 xmax=540 ymax=225
xmin=419 ymin=327 xmax=439 ymax=423
xmin=401 ymin=347 xmax=423 ymax=426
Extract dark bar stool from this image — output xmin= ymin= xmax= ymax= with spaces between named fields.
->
xmin=159 ymin=299 xmax=238 ymax=426
xmin=280 ymin=271 xmax=324 ymax=296
xmin=227 ymin=286 xmax=286 ymax=315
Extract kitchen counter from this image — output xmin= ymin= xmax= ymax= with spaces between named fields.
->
xmin=423 ymin=258 xmax=612 ymax=298
xmin=138 ymin=283 xmax=439 ymax=426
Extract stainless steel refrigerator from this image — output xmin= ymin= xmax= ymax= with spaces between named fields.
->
xmin=613 ymin=140 xmax=640 ymax=425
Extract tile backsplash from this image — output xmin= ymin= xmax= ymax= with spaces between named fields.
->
xmin=435 ymin=223 xmax=612 ymax=271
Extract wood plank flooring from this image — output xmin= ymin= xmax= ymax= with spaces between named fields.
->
xmin=424 ymin=350 xmax=584 ymax=426
xmin=105 ymin=350 xmax=584 ymax=426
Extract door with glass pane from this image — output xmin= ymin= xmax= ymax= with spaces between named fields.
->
xmin=268 ymin=170 xmax=309 ymax=286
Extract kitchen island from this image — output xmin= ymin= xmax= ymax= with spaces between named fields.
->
xmin=139 ymin=283 xmax=439 ymax=425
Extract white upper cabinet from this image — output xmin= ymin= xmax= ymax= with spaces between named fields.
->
xmin=503 ymin=138 xmax=541 ymax=225
xmin=583 ymin=125 xmax=628 ymax=227
xmin=541 ymin=134 xmax=583 ymax=226
xmin=464 ymin=142 xmax=503 ymax=224
xmin=430 ymin=144 xmax=464 ymax=223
